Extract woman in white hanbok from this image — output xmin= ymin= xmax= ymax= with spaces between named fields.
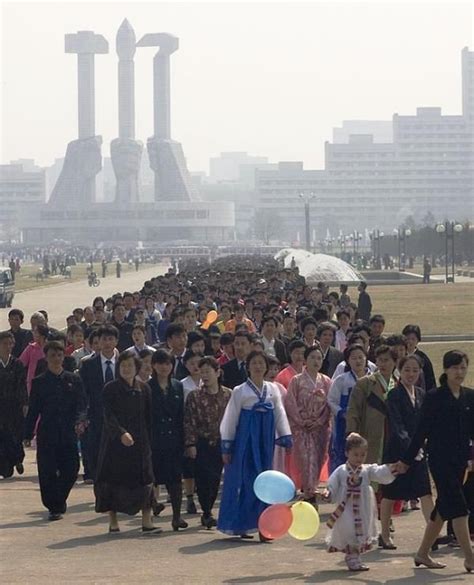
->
xmin=325 ymin=433 xmax=395 ymax=571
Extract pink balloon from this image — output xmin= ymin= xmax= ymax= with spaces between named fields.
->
xmin=258 ymin=504 xmax=293 ymax=540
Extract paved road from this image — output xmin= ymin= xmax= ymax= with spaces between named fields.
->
xmin=0 ymin=452 xmax=469 ymax=585
xmin=0 ymin=264 xmax=168 ymax=330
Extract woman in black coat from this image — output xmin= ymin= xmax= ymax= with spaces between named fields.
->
xmin=398 ymin=350 xmax=474 ymax=572
xmin=379 ymin=355 xmax=433 ymax=548
xmin=94 ymin=351 xmax=160 ymax=534
xmin=149 ymin=349 xmax=188 ymax=531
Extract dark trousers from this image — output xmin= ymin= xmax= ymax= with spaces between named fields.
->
xmin=37 ymin=442 xmax=79 ymax=513
xmin=0 ymin=429 xmax=24 ymax=478
xmin=85 ymin=421 xmax=102 ymax=481
xmin=447 ymin=472 xmax=474 ymax=535
xmin=195 ymin=439 xmax=223 ymax=516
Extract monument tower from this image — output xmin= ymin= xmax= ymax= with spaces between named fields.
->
xmin=49 ymin=31 xmax=108 ymax=206
xmin=137 ymin=32 xmax=198 ymax=201
xmin=110 ymin=19 xmax=143 ymax=204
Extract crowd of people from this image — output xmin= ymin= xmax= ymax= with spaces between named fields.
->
xmin=0 ymin=256 xmax=473 ymax=573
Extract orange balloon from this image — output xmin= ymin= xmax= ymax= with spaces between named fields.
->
xmin=258 ymin=504 xmax=293 ymax=540
xmin=201 ymin=310 xmax=218 ymax=330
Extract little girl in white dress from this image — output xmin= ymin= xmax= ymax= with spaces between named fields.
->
xmin=324 ymin=433 xmax=397 ymax=571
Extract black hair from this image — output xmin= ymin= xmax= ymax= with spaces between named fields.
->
xmin=245 ymin=349 xmax=270 ymax=373
xmin=401 ymin=324 xmax=421 ymax=342
xmin=97 ymin=325 xmax=119 ymax=339
xmin=35 ymin=324 xmax=50 ymax=339
xmin=343 ymin=344 xmax=368 ymax=371
xmin=138 ymin=348 xmax=154 ymax=360
xmin=317 ymin=321 xmax=336 ymax=337
xmin=374 ymin=344 xmax=399 ymax=361
xmin=287 ymin=339 xmax=306 ymax=357
xmin=132 ymin=324 xmax=146 ymax=334
xmin=0 ymin=330 xmax=15 ymax=342
xmin=439 ymin=350 xmax=469 ymax=386
xmin=183 ymin=349 xmax=203 ymax=364
xmin=220 ymin=332 xmax=235 ymax=346
xmin=44 ymin=340 xmax=65 ymax=355
xmin=369 ymin=314 xmax=385 ymax=325
xmin=234 ymin=330 xmax=253 ymax=343
xmin=336 ymin=309 xmax=351 ymax=320
xmin=304 ymin=343 xmax=323 ymax=360
xmin=165 ymin=323 xmax=186 ymax=340
xmin=300 ymin=317 xmax=317 ymax=331
xmin=267 ymin=355 xmax=281 ymax=367
xmin=151 ymin=348 xmax=176 ymax=369
xmin=398 ymin=354 xmax=423 ymax=372
xmin=261 ymin=315 xmax=278 ymax=328
xmin=8 ymin=308 xmax=24 ymax=321
xmin=385 ymin=334 xmax=408 ymax=349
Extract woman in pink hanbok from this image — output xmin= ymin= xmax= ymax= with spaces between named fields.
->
xmin=285 ymin=344 xmax=331 ymax=502
xmin=275 ymin=340 xmax=306 ymax=389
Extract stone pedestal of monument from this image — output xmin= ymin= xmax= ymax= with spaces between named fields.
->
xmin=48 ymin=136 xmax=102 ymax=206
xmin=110 ymin=138 xmax=143 ymax=204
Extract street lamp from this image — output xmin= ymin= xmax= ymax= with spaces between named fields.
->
xmin=299 ymin=192 xmax=316 ymax=252
xmin=393 ymin=227 xmax=411 ymax=271
xmin=348 ymin=231 xmax=363 ymax=263
xmin=436 ymin=221 xmax=463 ymax=283
xmin=369 ymin=229 xmax=384 ymax=269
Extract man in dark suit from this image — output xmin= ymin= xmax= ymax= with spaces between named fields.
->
xmin=357 ymin=281 xmax=372 ymax=323
xmin=317 ymin=322 xmax=344 ymax=378
xmin=221 ymin=330 xmax=252 ymax=389
xmin=8 ymin=309 xmax=30 ymax=358
xmin=24 ymin=341 xmax=87 ymax=520
xmin=165 ymin=323 xmax=189 ymax=379
xmin=79 ymin=325 xmax=119 ymax=482
xmin=110 ymin=303 xmax=134 ymax=351
xmin=261 ymin=315 xmax=288 ymax=366
xmin=122 ymin=292 xmax=137 ymax=323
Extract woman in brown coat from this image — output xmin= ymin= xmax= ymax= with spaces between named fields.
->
xmin=94 ymin=350 xmax=160 ymax=534
xmin=346 ymin=345 xmax=398 ymax=464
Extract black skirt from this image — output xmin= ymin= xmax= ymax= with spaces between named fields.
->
xmin=429 ymin=461 xmax=469 ymax=521
xmin=152 ymin=447 xmax=183 ymax=485
xmin=94 ymin=482 xmax=153 ymax=515
xmin=382 ymin=459 xmax=431 ymax=501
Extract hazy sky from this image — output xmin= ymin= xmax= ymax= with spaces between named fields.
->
xmin=1 ymin=0 xmax=472 ymax=172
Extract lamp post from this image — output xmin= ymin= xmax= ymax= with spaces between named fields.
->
xmin=299 ymin=192 xmax=316 ymax=252
xmin=369 ymin=229 xmax=384 ymax=269
xmin=348 ymin=231 xmax=363 ymax=264
xmin=436 ymin=221 xmax=463 ymax=283
xmin=393 ymin=227 xmax=411 ymax=271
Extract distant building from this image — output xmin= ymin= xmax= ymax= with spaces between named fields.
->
xmin=256 ymin=47 xmax=474 ymax=238
xmin=332 ymin=120 xmax=393 ymax=143
xmin=0 ymin=161 xmax=45 ymax=238
xmin=209 ymin=152 xmax=269 ymax=183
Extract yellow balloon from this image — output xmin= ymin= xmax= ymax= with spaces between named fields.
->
xmin=288 ymin=501 xmax=320 ymax=540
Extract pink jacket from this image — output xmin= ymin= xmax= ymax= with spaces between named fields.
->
xmin=19 ymin=342 xmax=45 ymax=394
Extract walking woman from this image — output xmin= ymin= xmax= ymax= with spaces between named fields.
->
xmin=218 ymin=350 xmax=292 ymax=539
xmin=398 ymin=350 xmax=474 ymax=571
xmin=149 ymin=349 xmax=188 ymax=531
xmin=0 ymin=331 xmax=28 ymax=478
xmin=327 ymin=344 xmax=370 ymax=472
xmin=94 ymin=351 xmax=159 ymax=534
xmin=379 ymin=355 xmax=433 ymax=549
xmin=184 ymin=356 xmax=231 ymax=528
xmin=285 ymin=344 xmax=331 ymax=502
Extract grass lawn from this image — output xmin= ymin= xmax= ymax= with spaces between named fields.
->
xmin=13 ymin=263 xmax=135 ymax=292
xmin=419 ymin=341 xmax=474 ymax=388
xmin=367 ymin=283 xmax=474 ymax=336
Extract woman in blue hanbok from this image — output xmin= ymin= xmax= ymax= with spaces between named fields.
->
xmin=218 ymin=350 xmax=292 ymax=539
xmin=328 ymin=344 xmax=369 ymax=473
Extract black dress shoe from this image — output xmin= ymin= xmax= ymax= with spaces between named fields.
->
xmin=152 ymin=501 xmax=165 ymax=516
xmin=258 ymin=532 xmax=273 ymax=543
xmin=108 ymin=527 xmax=121 ymax=534
xmin=48 ymin=512 xmax=63 ymax=521
xmin=172 ymin=518 xmax=188 ymax=531
xmin=15 ymin=462 xmax=24 ymax=475
xmin=186 ymin=498 xmax=197 ymax=514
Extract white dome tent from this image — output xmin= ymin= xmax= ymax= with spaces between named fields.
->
xmin=275 ymin=248 xmax=364 ymax=284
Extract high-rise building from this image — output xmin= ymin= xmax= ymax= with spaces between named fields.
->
xmin=256 ymin=47 xmax=474 ymax=240
xmin=0 ymin=161 xmax=45 ymax=237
